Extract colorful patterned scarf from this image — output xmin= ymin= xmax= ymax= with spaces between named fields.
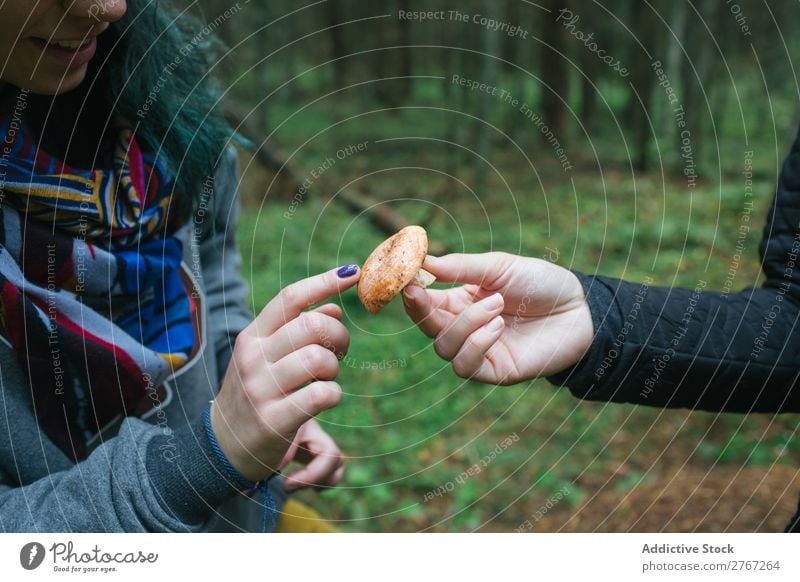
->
xmin=0 ymin=114 xmax=201 ymax=461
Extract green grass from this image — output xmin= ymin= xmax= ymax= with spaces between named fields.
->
xmin=234 ymin=102 xmax=799 ymax=531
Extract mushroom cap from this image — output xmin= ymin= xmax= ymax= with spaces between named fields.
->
xmin=358 ymin=225 xmax=428 ymax=314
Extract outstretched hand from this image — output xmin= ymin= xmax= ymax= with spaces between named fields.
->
xmin=403 ymin=253 xmax=593 ymax=385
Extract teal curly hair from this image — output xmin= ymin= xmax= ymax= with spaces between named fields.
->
xmin=24 ymin=0 xmax=239 ymax=221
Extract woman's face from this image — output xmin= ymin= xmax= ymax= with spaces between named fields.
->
xmin=0 ymin=0 xmax=127 ymax=95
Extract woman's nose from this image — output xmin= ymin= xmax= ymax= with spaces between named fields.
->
xmin=61 ymin=0 xmax=127 ymax=23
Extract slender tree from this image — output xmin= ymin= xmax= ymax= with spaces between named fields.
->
xmin=539 ymin=0 xmax=568 ymax=137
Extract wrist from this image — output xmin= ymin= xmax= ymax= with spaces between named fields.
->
xmin=208 ymin=400 xmax=263 ymax=484
xmin=202 ymin=402 xmax=281 ymax=532
xmin=569 ymin=298 xmax=595 ymax=367
xmin=546 ymin=272 xmax=620 ymax=389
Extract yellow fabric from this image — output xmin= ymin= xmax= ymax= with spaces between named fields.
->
xmin=276 ymin=499 xmax=339 ymax=533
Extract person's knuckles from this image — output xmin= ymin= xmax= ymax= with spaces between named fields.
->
xmin=294 ymin=311 xmax=349 ymax=353
xmin=451 ymin=346 xmax=488 ymax=378
xmin=330 ymin=329 xmax=351 ymax=359
xmin=329 ymin=465 xmax=346 ymax=486
xmin=492 ymin=251 xmax=517 ymax=266
xmin=314 ymin=445 xmax=342 ymax=465
xmin=312 ymin=302 xmax=342 ymax=319
xmin=268 ymin=347 xmax=338 ymax=398
xmin=451 ymin=355 xmax=478 ymax=379
xmin=435 ymin=321 xmax=474 ymax=361
xmin=276 ymin=383 xmax=341 ymax=425
xmin=451 ymin=327 xmax=495 ymax=374
xmin=456 ymin=307 xmax=498 ymax=342
xmin=316 ymin=316 xmax=351 ymax=354
xmin=299 ymin=344 xmax=341 ymax=379
xmin=249 ymin=397 xmax=282 ymax=433
xmin=322 ymin=433 xmax=340 ymax=451
xmin=464 ymin=324 xmax=498 ymax=352
xmin=305 ymin=381 xmax=343 ymax=414
xmin=232 ymin=329 xmax=254 ymax=360
xmin=275 ymin=278 xmax=305 ymax=311
xmin=291 ymin=270 xmax=344 ymax=310
xmin=307 ymin=454 xmax=337 ymax=478
xmin=420 ymin=321 xmax=444 ymax=339
xmin=231 ymin=335 xmax=269 ymax=380
xmin=433 ymin=335 xmax=457 ymax=361
xmin=259 ymin=402 xmax=304 ymax=447
xmin=298 ymin=310 xmax=327 ymax=335
xmin=239 ymin=370 xmax=277 ymax=409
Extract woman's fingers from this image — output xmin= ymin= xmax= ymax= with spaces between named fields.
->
xmin=262 ymin=311 xmax=350 ymax=362
xmin=311 ymin=303 xmax=343 ymax=320
xmin=283 ymin=456 xmax=340 ymax=491
xmin=327 ymin=464 xmax=346 ymax=487
xmin=284 ymin=445 xmax=344 ymax=491
xmin=212 ymin=266 xmax=357 ymax=482
xmin=419 ymin=285 xmax=484 ymax=311
xmin=269 ymin=345 xmax=341 ymax=396
xmin=424 ymin=253 xmax=513 ymax=286
xmin=270 ymin=381 xmax=343 ymax=435
xmin=402 ymin=285 xmax=453 ymax=338
xmin=433 ymin=293 xmax=505 ymax=360
xmin=249 ymin=265 xmax=360 ymax=337
xmin=450 ymin=316 xmax=505 ymax=380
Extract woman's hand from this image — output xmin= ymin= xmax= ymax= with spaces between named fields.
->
xmin=403 ymin=253 xmax=593 ymax=385
xmin=211 ymin=265 xmax=358 ymax=483
xmin=282 ymin=418 xmax=345 ymax=492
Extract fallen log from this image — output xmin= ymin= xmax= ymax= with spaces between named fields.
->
xmin=225 ymin=102 xmax=448 ymax=254
xmin=337 ymin=188 xmax=449 ymax=256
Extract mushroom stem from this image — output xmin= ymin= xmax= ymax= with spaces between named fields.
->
xmin=410 ymin=268 xmax=436 ymax=288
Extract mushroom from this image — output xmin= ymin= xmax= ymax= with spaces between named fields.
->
xmin=358 ymin=225 xmax=436 ymax=314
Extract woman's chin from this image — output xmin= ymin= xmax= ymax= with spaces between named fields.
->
xmin=13 ymin=66 xmax=87 ymax=96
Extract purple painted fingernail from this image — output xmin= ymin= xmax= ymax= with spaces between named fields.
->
xmin=337 ymin=264 xmax=359 ymax=278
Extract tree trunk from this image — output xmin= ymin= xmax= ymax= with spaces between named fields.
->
xmin=475 ymin=0 xmax=501 ymax=195
xmin=579 ymin=38 xmax=598 ymax=133
xmin=679 ymin=0 xmax=715 ymax=173
xmin=627 ymin=0 xmax=657 ymax=171
xmin=368 ymin=0 xmax=412 ymax=109
xmin=326 ymin=0 xmax=346 ymax=89
xmin=397 ymin=0 xmax=413 ymax=99
xmin=539 ymin=0 xmax=567 ymax=137
xmin=662 ymin=1 xmax=687 ymax=142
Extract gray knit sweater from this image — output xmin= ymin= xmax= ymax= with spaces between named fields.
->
xmin=0 ymin=147 xmax=286 ymax=532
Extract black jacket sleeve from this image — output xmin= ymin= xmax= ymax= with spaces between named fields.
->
xmin=548 ymin=127 xmax=800 ymax=414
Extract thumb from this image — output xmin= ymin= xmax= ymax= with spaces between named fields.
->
xmin=424 ymin=252 xmax=513 ymax=287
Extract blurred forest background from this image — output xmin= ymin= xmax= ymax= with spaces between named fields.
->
xmin=191 ymin=0 xmax=800 ymax=531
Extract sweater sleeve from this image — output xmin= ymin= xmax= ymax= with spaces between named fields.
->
xmin=197 ymin=146 xmax=255 ymax=385
xmin=548 ymin=128 xmax=800 ymax=414
xmin=0 ymin=336 xmax=248 ymax=532
xmin=0 ymin=413 xmax=245 ymax=532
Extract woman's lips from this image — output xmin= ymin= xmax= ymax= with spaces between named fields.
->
xmin=30 ymin=36 xmax=98 ymax=68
